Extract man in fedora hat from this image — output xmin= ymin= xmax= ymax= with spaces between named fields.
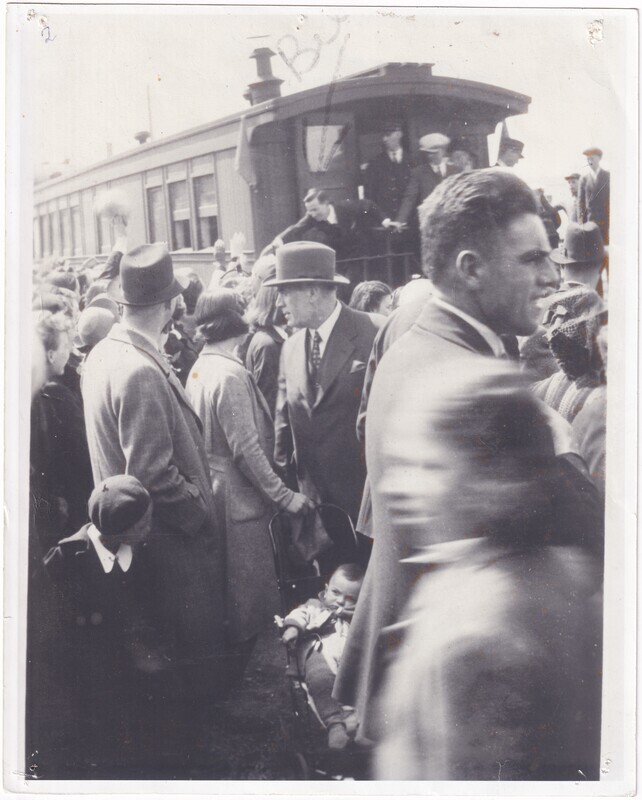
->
xmin=266 ymin=242 xmax=382 ymax=527
xmin=395 ymin=132 xmax=455 ymax=229
xmin=495 ymin=137 xmax=525 ymax=168
xmin=550 ymin=221 xmax=605 ymax=291
xmin=578 ymin=147 xmax=610 ymax=245
xmin=81 ymin=244 xmax=228 ymax=733
xmin=363 ymin=120 xmax=413 ymax=222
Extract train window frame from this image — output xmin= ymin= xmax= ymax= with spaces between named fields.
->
xmin=192 ymin=172 xmax=219 ymax=251
xmin=146 ymin=185 xmax=169 ymax=246
xmin=167 ymin=178 xmax=192 ymax=252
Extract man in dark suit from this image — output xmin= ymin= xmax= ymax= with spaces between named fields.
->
xmin=272 ymin=188 xmax=385 ymax=261
xmin=362 ymin=121 xmax=413 ymax=221
xmin=267 ymin=242 xmax=382 ymax=525
xmin=334 ymin=169 xmax=603 ymax=744
xmin=395 ymin=133 xmax=455 ymax=227
xmin=578 ymin=147 xmax=610 ymax=244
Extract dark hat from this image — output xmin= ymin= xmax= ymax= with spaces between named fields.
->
xmin=110 ymin=244 xmax=189 ymax=306
xmin=550 ymin=222 xmax=605 ymax=266
xmin=381 ymin=119 xmax=403 ymax=133
xmin=583 ymin=147 xmax=603 ymax=157
xmin=88 ymin=475 xmax=151 ymax=537
xmin=264 ymin=242 xmax=350 ymax=287
xmin=499 ymin=138 xmax=525 ymax=158
xmin=564 ymin=172 xmax=581 ymax=181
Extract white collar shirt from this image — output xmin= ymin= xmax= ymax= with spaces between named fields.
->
xmin=308 ymin=301 xmax=341 ymax=359
xmin=326 ymin=204 xmax=338 ymax=226
xmin=431 ymin=295 xmax=506 ymax=358
xmin=87 ymin=525 xmax=133 ymax=573
xmin=388 ymin=148 xmax=403 ymax=163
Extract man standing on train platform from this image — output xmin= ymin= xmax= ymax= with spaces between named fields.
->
xmin=494 ymin=137 xmax=525 ymax=168
xmin=561 ymin=172 xmax=581 ymax=223
xmin=578 ymin=147 xmax=610 ymax=245
xmin=362 ymin=120 xmax=413 ymax=223
xmin=268 ymin=242 xmax=382 ymax=530
xmin=81 ymin=244 xmax=230 ymax=755
xmin=393 ymin=133 xmax=455 ymax=229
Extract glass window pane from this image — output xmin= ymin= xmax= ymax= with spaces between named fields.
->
xmin=33 ymin=218 xmax=42 ymax=260
xmin=61 ymin=207 xmax=72 ymax=256
xmin=147 ymin=187 xmax=168 ymax=244
xmin=51 ymin=211 xmax=61 ymax=256
xmin=71 ymin=207 xmax=82 ymax=255
xmin=169 ymin=181 xmax=191 ymax=249
xmin=193 ymin=175 xmax=218 ymax=249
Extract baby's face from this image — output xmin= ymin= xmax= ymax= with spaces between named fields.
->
xmin=325 ymin=573 xmax=362 ymax=613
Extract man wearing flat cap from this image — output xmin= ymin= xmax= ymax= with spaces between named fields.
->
xmin=81 ymin=244 xmax=228 ymax=717
xmin=395 ymin=132 xmax=456 ymax=228
xmin=267 ymin=242 xmax=382 ymax=528
xmin=363 ymin=121 xmax=413 ymax=222
xmin=578 ymin=148 xmax=610 ymax=245
xmin=495 ymin=137 xmax=525 ymax=169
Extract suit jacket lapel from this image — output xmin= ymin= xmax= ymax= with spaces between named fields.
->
xmin=315 ymin=305 xmax=356 ymax=408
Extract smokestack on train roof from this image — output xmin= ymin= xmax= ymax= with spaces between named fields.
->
xmin=134 ymin=131 xmax=151 ymax=145
xmin=245 ymin=47 xmax=283 ymax=106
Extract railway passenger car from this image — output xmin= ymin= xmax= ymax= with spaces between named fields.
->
xmin=33 ymin=53 xmax=530 ymax=287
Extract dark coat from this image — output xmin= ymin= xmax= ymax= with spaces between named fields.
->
xmin=578 ymin=168 xmax=610 ymax=244
xmin=278 ymin=200 xmax=385 ymax=261
xmin=362 ymin=149 xmax=413 ymax=220
xmin=396 ymin=162 xmax=459 ymax=226
xmin=374 ymin=538 xmax=603 ymax=779
xmin=333 ymin=300 xmax=604 ymax=738
xmin=186 ymin=349 xmax=292 ymax=642
xmin=30 ymin=377 xmax=93 ymax=550
xmin=82 ymin=324 xmax=227 ymax=669
xmin=275 ymin=304 xmax=381 ymax=522
xmin=245 ymin=326 xmax=286 ymax=416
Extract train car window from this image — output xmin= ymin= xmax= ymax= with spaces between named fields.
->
xmin=33 ymin=218 xmax=41 ymax=261
xmin=193 ymin=174 xmax=218 ymax=250
xmin=147 ymin=187 xmax=168 ymax=245
xmin=41 ymin=214 xmax=51 ymax=257
xmin=96 ymin=213 xmax=112 ymax=255
xmin=71 ymin=206 xmax=82 ymax=256
xmin=61 ymin=207 xmax=73 ymax=257
xmin=168 ymin=180 xmax=192 ymax=251
xmin=51 ymin=210 xmax=61 ymax=257
xmin=304 ymin=124 xmax=349 ymax=173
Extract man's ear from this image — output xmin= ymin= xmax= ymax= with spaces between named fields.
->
xmin=454 ymin=249 xmax=486 ymax=289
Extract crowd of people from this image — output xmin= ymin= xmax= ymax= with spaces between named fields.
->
xmin=27 ymin=144 xmax=609 ymax=779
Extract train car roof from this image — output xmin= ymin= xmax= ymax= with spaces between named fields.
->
xmin=35 ymin=62 xmax=530 ymax=191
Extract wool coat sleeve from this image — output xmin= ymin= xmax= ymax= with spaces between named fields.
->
xmin=279 ymin=214 xmax=315 ymax=244
xmin=114 ymin=362 xmax=208 ymax=536
xmin=214 ymin=371 xmax=295 ymax=509
xmin=246 ymin=334 xmax=280 ymax=416
xmin=396 ymin=170 xmax=421 ymax=226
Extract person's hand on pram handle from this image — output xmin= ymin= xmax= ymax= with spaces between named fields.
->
xmin=283 ymin=492 xmax=316 ymax=515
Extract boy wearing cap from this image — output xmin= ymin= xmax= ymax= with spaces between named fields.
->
xmin=495 ymin=137 xmax=525 ymax=168
xmin=43 ymin=476 xmax=168 ymax=773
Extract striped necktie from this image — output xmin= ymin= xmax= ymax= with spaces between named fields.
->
xmin=309 ymin=330 xmax=322 ymax=389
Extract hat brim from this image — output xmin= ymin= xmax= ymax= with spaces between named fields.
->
xmin=550 ymin=250 xmax=604 ymax=266
xmin=263 ymin=275 xmax=350 ymax=288
xmin=110 ymin=273 xmax=190 ymax=306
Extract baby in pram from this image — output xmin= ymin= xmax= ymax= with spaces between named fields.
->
xmin=281 ymin=563 xmax=365 ymax=750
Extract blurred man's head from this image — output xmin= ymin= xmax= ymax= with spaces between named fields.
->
xmin=381 ymin=122 xmax=403 ymax=152
xmin=419 ymin=169 xmax=557 ymax=336
xmin=419 ymin=133 xmax=450 ymax=168
xmin=583 ymin=148 xmax=603 ymax=171
xmin=564 ymin=173 xmax=580 ymax=197
xmin=497 ymin=138 xmax=525 ymax=168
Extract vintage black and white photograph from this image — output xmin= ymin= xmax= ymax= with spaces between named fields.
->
xmin=4 ymin=4 xmax=637 ymax=792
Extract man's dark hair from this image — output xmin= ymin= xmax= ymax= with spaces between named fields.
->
xmin=419 ymin=169 xmax=538 ymax=285
xmin=333 ymin=563 xmax=365 ymax=584
xmin=304 ymin=188 xmax=330 ymax=205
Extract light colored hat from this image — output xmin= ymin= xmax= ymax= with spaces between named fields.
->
xmin=419 ymin=133 xmax=450 ymax=152
xmin=264 ymin=242 xmax=349 ymax=287
xmin=74 ymin=307 xmax=117 ymax=351
xmin=583 ymin=147 xmax=603 ymax=157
